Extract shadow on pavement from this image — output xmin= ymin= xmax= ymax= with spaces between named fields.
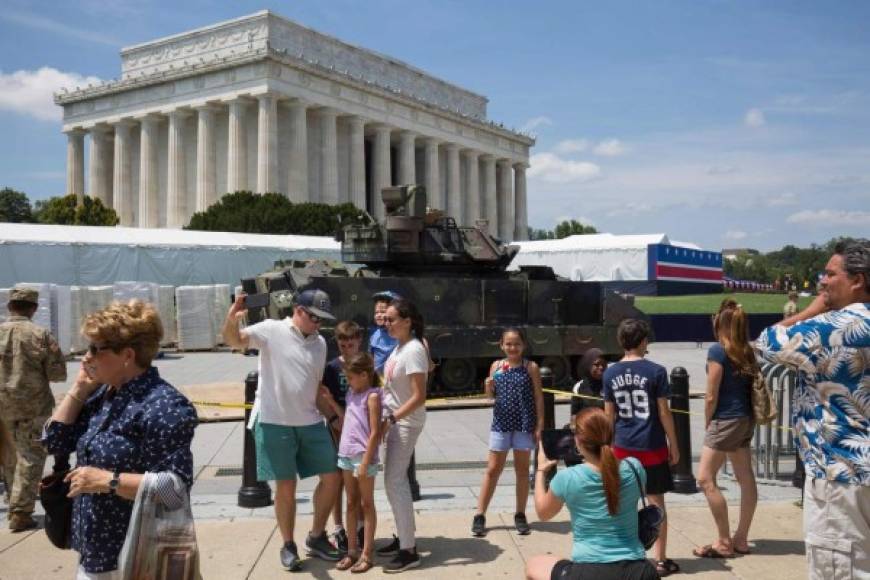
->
xmin=527 ymin=520 xmax=571 ymax=535
xmin=750 ymin=538 xmax=806 ymax=556
xmin=417 ymin=535 xmax=504 ymax=568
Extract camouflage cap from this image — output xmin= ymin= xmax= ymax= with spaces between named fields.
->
xmin=9 ymin=288 xmax=38 ymax=305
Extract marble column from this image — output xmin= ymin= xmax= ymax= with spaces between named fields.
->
xmin=88 ymin=127 xmax=112 ymax=207
xmin=497 ymin=159 xmax=514 ymax=241
xmin=464 ymin=150 xmax=480 ymax=226
xmin=112 ymin=122 xmax=134 ymax=226
xmin=287 ymin=101 xmax=308 ymax=202
xmin=482 ymin=154 xmax=498 ymax=236
xmin=446 ymin=143 xmax=462 ymax=223
xmin=166 ymin=110 xmax=190 ymax=228
xmin=372 ymin=125 xmax=392 ymax=220
xmin=227 ymin=99 xmax=248 ymax=192
xmin=398 ymin=130 xmax=416 ymax=185
xmin=138 ymin=116 xmax=160 ymax=228
xmin=513 ymin=162 xmax=529 ymax=241
xmin=424 ymin=138 xmax=441 ymax=209
xmin=349 ymin=116 xmax=366 ymax=210
xmin=257 ymin=94 xmax=277 ymax=193
xmin=66 ymin=130 xmax=85 ymax=205
xmin=319 ymin=108 xmax=339 ymax=204
xmin=195 ymin=106 xmax=217 ymax=214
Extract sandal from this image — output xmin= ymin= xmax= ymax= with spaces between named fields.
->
xmin=337 ymin=552 xmax=359 ymax=571
xmin=692 ymin=544 xmax=735 ymax=559
xmin=655 ymin=558 xmax=682 ymax=576
xmin=351 ymin=556 xmax=374 ymax=574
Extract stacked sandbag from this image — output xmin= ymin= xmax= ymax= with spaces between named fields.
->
xmin=157 ymin=285 xmax=177 ymax=346
xmin=212 ymin=284 xmax=231 ymax=345
xmin=113 ymin=281 xmax=159 ymax=306
xmin=0 ymin=289 xmax=9 ymax=323
xmin=175 ymin=285 xmax=216 ymax=350
xmin=68 ymin=286 xmax=86 ymax=353
xmin=81 ymin=286 xmax=114 ymax=318
xmin=14 ymin=283 xmax=53 ymax=332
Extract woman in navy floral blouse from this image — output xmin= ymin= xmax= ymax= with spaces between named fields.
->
xmin=43 ymin=300 xmax=198 ymax=579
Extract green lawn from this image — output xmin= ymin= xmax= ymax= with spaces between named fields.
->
xmin=634 ymin=292 xmax=815 ymax=315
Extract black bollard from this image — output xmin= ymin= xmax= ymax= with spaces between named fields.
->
xmin=532 ymin=367 xmax=556 ymax=489
xmin=669 ymin=367 xmax=698 ymax=494
xmin=238 ymin=371 xmax=273 ymax=508
xmin=408 ymin=452 xmax=421 ymax=501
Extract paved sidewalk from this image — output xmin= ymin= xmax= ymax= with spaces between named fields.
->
xmin=0 ymin=503 xmax=807 ymax=579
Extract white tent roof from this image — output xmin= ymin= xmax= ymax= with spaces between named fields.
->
xmin=0 ymin=223 xmax=340 ymax=251
xmin=514 ymin=233 xmax=671 ymax=252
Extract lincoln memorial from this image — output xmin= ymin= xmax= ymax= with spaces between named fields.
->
xmin=55 ymin=10 xmax=534 ymax=240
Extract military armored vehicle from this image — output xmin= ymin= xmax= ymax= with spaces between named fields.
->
xmin=241 ymin=185 xmax=647 ymax=395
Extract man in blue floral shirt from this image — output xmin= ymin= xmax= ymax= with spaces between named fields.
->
xmin=755 ymin=240 xmax=869 ymax=580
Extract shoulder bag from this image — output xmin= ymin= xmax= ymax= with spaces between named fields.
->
xmin=750 ymin=370 xmax=777 ymax=425
xmin=625 ymin=459 xmax=664 ymax=550
xmin=38 ymin=454 xmax=73 ymax=550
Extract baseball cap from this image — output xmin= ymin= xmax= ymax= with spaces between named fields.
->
xmin=372 ymin=290 xmax=402 ymax=302
xmin=9 ymin=288 xmax=39 ymax=305
xmin=295 ymin=288 xmax=336 ymax=321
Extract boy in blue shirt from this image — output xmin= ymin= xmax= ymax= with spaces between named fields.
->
xmin=603 ymin=318 xmax=680 ymax=577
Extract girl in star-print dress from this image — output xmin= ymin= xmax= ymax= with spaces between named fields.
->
xmin=472 ymin=328 xmax=544 ymax=537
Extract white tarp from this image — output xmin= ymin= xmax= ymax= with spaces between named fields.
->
xmin=176 ymin=286 xmax=216 ymax=351
xmin=212 ymin=284 xmax=231 ymax=346
xmin=510 ymin=233 xmax=701 ymax=282
xmin=0 ymin=223 xmax=341 ymax=288
xmin=157 ymin=285 xmax=177 ymax=346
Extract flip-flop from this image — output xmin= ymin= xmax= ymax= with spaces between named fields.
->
xmin=656 ymin=559 xmax=682 ymax=576
xmin=337 ymin=553 xmax=359 ymax=571
xmin=692 ymin=545 xmax=735 ymax=558
xmin=351 ymin=556 xmax=374 ymax=574
xmin=733 ymin=546 xmax=751 ymax=555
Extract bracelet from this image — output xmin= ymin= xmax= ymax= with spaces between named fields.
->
xmin=67 ymin=391 xmax=86 ymax=405
xmin=536 ymin=469 xmax=551 ymax=474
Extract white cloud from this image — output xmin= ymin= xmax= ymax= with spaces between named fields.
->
xmin=0 ymin=67 xmax=102 ymax=122
xmin=520 ymin=116 xmax=552 ymax=134
xmin=786 ymin=209 xmax=870 ymax=226
xmin=707 ymin=165 xmax=738 ymax=175
xmin=724 ymin=230 xmax=748 ymax=241
xmin=593 ymin=138 xmax=627 ymax=156
xmin=528 ymin=152 xmax=601 ymax=183
xmin=553 ymin=139 xmax=589 ymax=154
xmin=766 ymin=192 xmax=798 ymax=207
xmin=0 ymin=10 xmax=120 ymax=47
xmin=744 ymin=108 xmax=766 ymax=127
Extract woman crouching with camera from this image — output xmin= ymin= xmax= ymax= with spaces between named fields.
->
xmin=526 ymin=407 xmax=658 ymax=580
xmin=43 ymin=300 xmax=198 ymax=579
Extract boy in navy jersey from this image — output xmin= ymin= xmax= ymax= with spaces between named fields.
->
xmin=603 ymin=319 xmax=681 ymax=577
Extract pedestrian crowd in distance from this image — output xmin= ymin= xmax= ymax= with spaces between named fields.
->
xmin=1 ymin=240 xmax=867 ymax=580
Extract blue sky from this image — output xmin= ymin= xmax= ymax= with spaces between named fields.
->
xmin=1 ymin=0 xmax=868 ymax=250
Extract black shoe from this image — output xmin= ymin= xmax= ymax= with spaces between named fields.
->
xmin=280 ymin=541 xmax=302 ymax=571
xmin=514 ymin=512 xmax=531 ymax=535
xmin=384 ymin=548 xmax=421 ymax=573
xmin=471 ymin=514 xmax=486 ymax=537
xmin=376 ymin=534 xmax=400 ymax=556
xmin=305 ymin=531 xmax=342 ymax=561
xmin=333 ymin=528 xmax=349 ymax=553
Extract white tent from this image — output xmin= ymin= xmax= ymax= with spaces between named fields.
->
xmin=0 ymin=223 xmax=340 ymax=288
xmin=510 ymin=233 xmax=701 ymax=282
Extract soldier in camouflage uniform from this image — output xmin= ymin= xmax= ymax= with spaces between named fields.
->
xmin=0 ymin=288 xmax=67 ymax=532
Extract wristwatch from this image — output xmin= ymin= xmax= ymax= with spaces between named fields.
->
xmin=108 ymin=469 xmax=121 ymax=496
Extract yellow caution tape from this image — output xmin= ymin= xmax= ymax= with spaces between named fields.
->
xmin=191 ymin=400 xmax=253 ymax=410
xmin=542 ymin=388 xmax=794 ymax=434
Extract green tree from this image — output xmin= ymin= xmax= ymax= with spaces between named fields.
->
xmin=34 ymin=194 xmax=119 ymax=226
xmin=527 ymin=227 xmax=556 ymax=240
xmin=0 ymin=187 xmax=34 ymax=222
xmin=186 ymin=191 xmax=364 ymax=235
xmin=554 ymin=219 xmax=597 ymax=239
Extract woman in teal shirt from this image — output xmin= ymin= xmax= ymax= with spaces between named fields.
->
xmin=526 ymin=408 xmax=658 ymax=580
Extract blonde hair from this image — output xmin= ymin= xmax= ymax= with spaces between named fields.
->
xmin=82 ymin=300 xmax=163 ymax=368
xmin=713 ymin=305 xmax=757 ymax=376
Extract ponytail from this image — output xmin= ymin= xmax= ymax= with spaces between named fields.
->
xmin=599 ymin=444 xmax=621 ymax=516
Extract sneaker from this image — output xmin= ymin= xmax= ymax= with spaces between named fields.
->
xmin=333 ymin=527 xmax=349 ymax=553
xmin=280 ymin=541 xmax=302 ymax=571
xmin=514 ymin=512 xmax=531 ymax=535
xmin=8 ymin=513 xmax=37 ymax=533
xmin=376 ymin=534 xmax=400 ymax=556
xmin=305 ymin=531 xmax=342 ymax=561
xmin=384 ymin=548 xmax=421 ymax=573
xmin=471 ymin=514 xmax=486 ymax=537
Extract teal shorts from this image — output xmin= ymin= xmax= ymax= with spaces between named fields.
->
xmin=254 ymin=420 xmax=338 ymax=481
xmin=337 ymin=454 xmax=380 ymax=478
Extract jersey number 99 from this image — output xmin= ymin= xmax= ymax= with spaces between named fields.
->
xmin=614 ymin=390 xmax=650 ymax=419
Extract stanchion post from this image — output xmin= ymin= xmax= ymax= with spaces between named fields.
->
xmin=408 ymin=453 xmax=421 ymax=502
xmin=238 ymin=371 xmax=272 ymax=508
xmin=532 ymin=367 xmax=555 ymax=489
xmin=669 ymin=366 xmax=697 ymax=494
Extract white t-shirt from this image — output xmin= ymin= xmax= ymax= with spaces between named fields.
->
xmin=383 ymin=338 xmax=428 ymax=429
xmin=245 ymin=318 xmax=326 ymax=427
